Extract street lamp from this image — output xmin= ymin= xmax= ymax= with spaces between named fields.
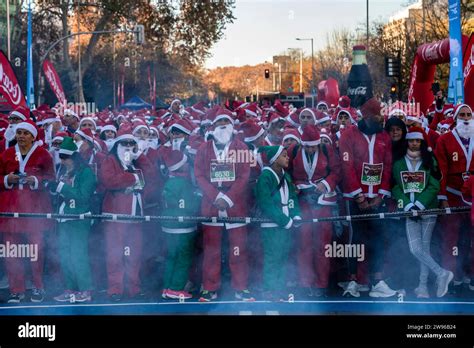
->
xmin=296 ymin=38 xmax=314 ymax=96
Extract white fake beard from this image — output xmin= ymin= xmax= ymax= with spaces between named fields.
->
xmin=117 ymin=144 xmax=134 ymax=166
xmin=213 ymin=124 xmax=233 ymax=145
xmin=456 ymin=119 xmax=474 ymax=139
xmin=105 ymin=139 xmax=115 ymax=152
xmin=50 ymin=148 xmax=61 ymax=166
xmin=137 ymin=139 xmax=149 ymax=152
xmin=4 ymin=124 xmax=17 ymax=142
xmin=172 ymin=137 xmax=185 ymax=151
xmin=148 ymin=138 xmax=159 ymax=150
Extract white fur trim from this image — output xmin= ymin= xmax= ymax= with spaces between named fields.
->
xmin=100 ymin=125 xmax=117 ymax=134
xmin=75 ymin=129 xmax=94 ymax=144
xmin=4 ymin=175 xmax=13 ymax=189
xmin=213 ymin=114 xmax=234 ymax=125
xmin=300 ymin=108 xmax=316 ymax=121
xmin=79 ymin=117 xmax=97 ymax=129
xmin=169 ymin=123 xmax=191 ymax=135
xmin=59 ymin=148 xmax=75 ymax=155
xmin=269 ymin=145 xmax=284 ymax=164
xmin=283 ymin=133 xmax=300 ymax=143
xmin=56 ymin=181 xmax=65 ymax=193
xmin=216 ymin=191 xmax=234 ymax=208
xmin=406 ymin=132 xmax=424 ymax=140
xmin=404 ymin=203 xmax=415 ymax=211
xmin=168 ymin=154 xmax=188 ymax=172
xmin=9 ymin=110 xmax=27 ymax=120
xmin=284 ymin=218 xmax=293 ymax=229
xmin=16 ymin=122 xmax=37 ymax=139
xmin=244 ymin=127 xmax=265 ymax=143
xmin=301 ymin=140 xmax=321 ymax=146
xmin=388 ymin=108 xmax=407 ymax=117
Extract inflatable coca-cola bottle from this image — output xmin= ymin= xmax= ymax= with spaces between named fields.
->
xmin=347 ymin=45 xmax=373 ymax=108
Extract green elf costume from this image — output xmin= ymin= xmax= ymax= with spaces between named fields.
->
xmin=161 ymin=150 xmax=200 ymax=300
xmin=52 ymin=137 xmax=96 ymax=302
xmin=255 ymin=145 xmax=302 ymax=299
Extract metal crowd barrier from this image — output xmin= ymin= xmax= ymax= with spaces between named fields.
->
xmin=0 ymin=206 xmax=470 ymax=224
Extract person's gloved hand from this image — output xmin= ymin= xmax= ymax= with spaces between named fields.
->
xmin=293 ymin=216 xmax=303 ymax=228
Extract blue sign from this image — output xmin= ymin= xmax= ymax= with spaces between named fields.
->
xmin=448 ymin=0 xmax=464 ymax=104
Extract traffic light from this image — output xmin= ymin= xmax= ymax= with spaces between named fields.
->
xmin=385 ymin=56 xmax=401 ymax=77
xmin=264 ymin=69 xmax=270 ymax=79
xmin=390 ymin=84 xmax=397 ymax=100
xmin=134 ymin=25 xmax=145 ymax=45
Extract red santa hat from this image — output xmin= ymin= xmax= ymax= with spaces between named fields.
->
xmin=442 ymin=104 xmax=455 ymax=117
xmin=267 ymin=112 xmax=286 ymax=127
xmin=315 ymin=110 xmax=331 ymax=124
xmin=273 ymin=102 xmax=289 ymax=117
xmin=452 ymin=104 xmax=473 ymax=119
xmin=79 ymin=117 xmax=97 ymax=129
xmin=286 ymin=110 xmax=301 ymax=128
xmin=52 ymin=131 xmax=68 ymax=143
xmin=16 ymin=120 xmax=38 ymax=139
xmin=212 ymin=108 xmax=234 ymax=125
xmin=114 ymin=125 xmax=135 ymax=145
xmin=338 ymin=96 xmax=351 ymax=108
xmin=100 ymin=122 xmax=117 ymax=135
xmin=42 ymin=111 xmax=61 ymax=125
xmin=299 ymin=108 xmax=317 ymax=122
xmin=64 ymin=109 xmax=80 ymax=121
xmin=9 ymin=108 xmax=28 ymax=121
xmin=317 ymin=101 xmax=329 ymax=109
xmin=438 ymin=118 xmax=454 ymax=130
xmin=282 ymin=128 xmax=301 ymax=144
xmin=359 ymin=97 xmax=383 ymax=118
xmin=132 ymin=119 xmax=149 ymax=134
xmin=240 ymin=120 xmax=265 ymax=143
xmin=301 ymin=124 xmax=321 ymax=146
xmin=406 ymin=126 xmax=429 ymax=143
xmin=164 ymin=150 xmax=188 ymax=172
xmin=336 ymin=107 xmax=357 ymax=124
xmin=169 ymin=119 xmax=193 ymax=135
xmin=75 ymin=128 xmax=95 ymax=144
xmin=320 ymin=128 xmax=333 ymax=144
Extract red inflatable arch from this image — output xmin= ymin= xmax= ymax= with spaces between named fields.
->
xmin=408 ymin=34 xmax=474 ymax=113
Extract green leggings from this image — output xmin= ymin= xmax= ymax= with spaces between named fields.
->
xmin=163 ymin=232 xmax=196 ymax=291
xmin=58 ymin=220 xmax=93 ymax=291
xmin=261 ymin=227 xmax=291 ymax=292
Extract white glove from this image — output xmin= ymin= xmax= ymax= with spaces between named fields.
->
xmin=293 ymin=216 xmax=303 ymax=228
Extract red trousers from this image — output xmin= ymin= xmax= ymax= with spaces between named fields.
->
xmin=202 ymin=225 xmax=249 ymax=291
xmin=440 ymin=193 xmax=473 ymax=279
xmin=4 ymin=231 xmax=44 ymax=293
xmin=297 ymin=203 xmax=333 ymax=288
xmin=103 ymin=222 xmax=142 ymax=296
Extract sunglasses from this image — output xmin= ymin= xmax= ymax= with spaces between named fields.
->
xmin=120 ymin=141 xmax=136 ymax=146
xmin=459 ymin=113 xmax=472 ymax=117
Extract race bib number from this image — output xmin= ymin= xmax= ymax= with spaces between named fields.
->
xmin=462 ymin=171 xmax=470 ymax=182
xmin=210 ymin=160 xmax=236 ymax=183
xmin=401 ymin=171 xmax=426 ymax=193
xmin=361 ymin=163 xmax=383 ymax=186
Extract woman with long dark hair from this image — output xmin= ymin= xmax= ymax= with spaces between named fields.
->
xmin=392 ymin=127 xmax=452 ymax=298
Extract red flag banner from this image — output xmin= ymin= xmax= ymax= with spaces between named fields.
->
xmin=42 ymin=59 xmax=67 ymax=106
xmin=0 ymin=50 xmax=27 ymax=109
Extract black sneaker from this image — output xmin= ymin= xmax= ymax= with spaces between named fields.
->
xmin=8 ymin=292 xmax=25 ymax=304
xmin=235 ymin=289 xmax=255 ymax=302
xmin=31 ymin=288 xmax=45 ymax=303
xmin=109 ymin=293 xmax=122 ymax=302
xmin=198 ymin=290 xmax=217 ymax=302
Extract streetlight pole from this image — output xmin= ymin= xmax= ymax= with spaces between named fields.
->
xmin=366 ymin=0 xmax=369 ymax=49
xmin=296 ymin=37 xmax=315 ymax=98
xmin=6 ymin=0 xmax=11 ymax=60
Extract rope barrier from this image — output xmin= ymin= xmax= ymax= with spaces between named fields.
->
xmin=0 ymin=206 xmax=470 ymax=224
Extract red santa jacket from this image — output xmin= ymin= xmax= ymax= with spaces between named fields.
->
xmin=339 ymin=124 xmax=392 ymax=199
xmin=0 ymin=142 xmax=55 ymax=233
xmin=194 ymin=138 xmax=250 ymax=228
xmin=99 ymin=153 xmax=157 ymax=217
xmin=434 ymin=129 xmax=474 ymax=203
xmin=288 ymin=143 xmax=341 ymax=206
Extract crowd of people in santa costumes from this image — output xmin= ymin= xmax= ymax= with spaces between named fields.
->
xmin=0 ymin=91 xmax=474 ymax=304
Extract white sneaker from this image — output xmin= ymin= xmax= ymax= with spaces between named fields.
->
xmin=414 ymin=285 xmax=430 ymax=299
xmin=369 ymin=280 xmax=397 ymax=298
xmin=436 ymin=271 xmax=454 ymax=298
xmin=338 ymin=281 xmax=369 ymax=292
xmin=343 ymin=280 xmax=360 ymax=298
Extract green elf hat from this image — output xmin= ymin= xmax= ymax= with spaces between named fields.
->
xmin=59 ymin=136 xmax=78 ymax=156
xmin=258 ymin=145 xmax=284 ymax=166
